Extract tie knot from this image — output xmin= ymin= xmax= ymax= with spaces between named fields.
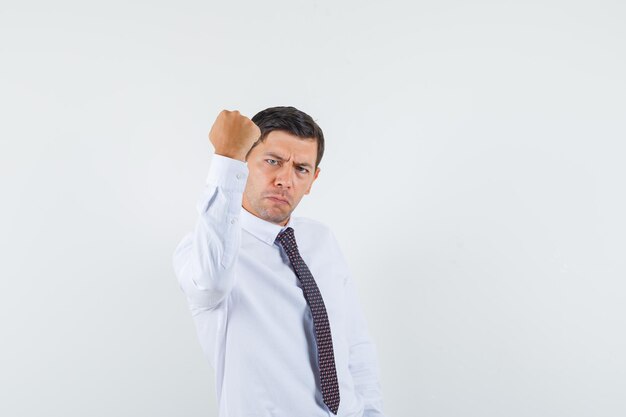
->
xmin=276 ymin=226 xmax=297 ymax=250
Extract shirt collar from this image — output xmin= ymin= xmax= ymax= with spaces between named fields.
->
xmin=240 ymin=206 xmax=295 ymax=246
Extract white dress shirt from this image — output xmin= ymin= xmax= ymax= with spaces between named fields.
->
xmin=172 ymin=154 xmax=385 ymax=417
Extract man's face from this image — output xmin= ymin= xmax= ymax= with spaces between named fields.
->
xmin=243 ymin=130 xmax=320 ymax=226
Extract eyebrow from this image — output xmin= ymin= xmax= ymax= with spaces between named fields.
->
xmin=263 ymin=152 xmax=314 ymax=169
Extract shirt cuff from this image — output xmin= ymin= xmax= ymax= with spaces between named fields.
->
xmin=206 ymin=153 xmax=249 ymax=191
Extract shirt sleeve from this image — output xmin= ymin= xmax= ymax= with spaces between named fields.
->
xmin=344 ymin=274 xmax=386 ymax=417
xmin=172 ymin=153 xmax=249 ymax=311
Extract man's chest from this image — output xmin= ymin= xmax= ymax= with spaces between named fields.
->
xmin=229 ymin=236 xmax=348 ymax=333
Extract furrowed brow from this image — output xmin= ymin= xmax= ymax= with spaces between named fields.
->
xmin=264 ymin=152 xmax=287 ymax=161
xmin=264 ymin=152 xmax=313 ymax=169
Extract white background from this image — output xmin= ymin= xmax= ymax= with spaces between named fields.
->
xmin=1 ymin=1 xmax=625 ymax=416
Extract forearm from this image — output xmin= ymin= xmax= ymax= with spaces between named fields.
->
xmin=341 ymin=257 xmax=385 ymax=413
xmin=172 ymin=154 xmax=249 ymax=310
xmin=349 ymin=339 xmax=385 ymax=416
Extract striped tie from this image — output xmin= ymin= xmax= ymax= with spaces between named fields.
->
xmin=276 ymin=227 xmax=340 ymax=414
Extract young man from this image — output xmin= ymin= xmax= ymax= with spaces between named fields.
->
xmin=172 ymin=106 xmax=385 ymax=417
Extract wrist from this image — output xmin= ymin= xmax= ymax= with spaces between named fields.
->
xmin=214 ymin=149 xmax=247 ymax=162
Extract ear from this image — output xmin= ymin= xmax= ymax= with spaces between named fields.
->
xmin=304 ymin=167 xmax=321 ymax=195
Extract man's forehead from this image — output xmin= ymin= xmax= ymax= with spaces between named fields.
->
xmin=259 ymin=132 xmax=317 ymax=167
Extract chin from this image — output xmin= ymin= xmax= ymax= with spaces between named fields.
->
xmin=260 ymin=207 xmax=290 ymax=224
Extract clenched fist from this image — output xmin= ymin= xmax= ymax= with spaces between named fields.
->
xmin=209 ymin=110 xmax=261 ymax=162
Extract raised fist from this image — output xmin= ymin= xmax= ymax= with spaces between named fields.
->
xmin=208 ymin=110 xmax=261 ymax=162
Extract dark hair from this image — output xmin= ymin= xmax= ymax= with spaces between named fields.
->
xmin=247 ymin=106 xmax=325 ymax=169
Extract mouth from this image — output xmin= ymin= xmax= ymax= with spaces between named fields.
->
xmin=266 ymin=196 xmax=289 ymax=205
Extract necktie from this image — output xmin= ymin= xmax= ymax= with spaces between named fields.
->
xmin=276 ymin=227 xmax=341 ymax=415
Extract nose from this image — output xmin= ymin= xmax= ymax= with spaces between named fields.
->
xmin=274 ymin=163 xmax=293 ymax=189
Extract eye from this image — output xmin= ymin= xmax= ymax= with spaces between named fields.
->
xmin=297 ymin=167 xmax=309 ymax=174
xmin=266 ymin=159 xmax=278 ymax=166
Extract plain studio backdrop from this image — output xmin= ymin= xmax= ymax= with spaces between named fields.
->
xmin=1 ymin=0 xmax=625 ymax=416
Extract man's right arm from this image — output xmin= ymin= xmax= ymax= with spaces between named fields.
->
xmin=172 ymin=154 xmax=249 ymax=311
xmin=172 ymin=109 xmax=260 ymax=311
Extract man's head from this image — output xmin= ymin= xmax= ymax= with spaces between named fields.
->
xmin=242 ymin=106 xmax=325 ymax=226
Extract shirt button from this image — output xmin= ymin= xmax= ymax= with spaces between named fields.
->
xmin=236 ymin=173 xmax=243 ymax=179
xmin=231 ymin=218 xmax=237 ymax=224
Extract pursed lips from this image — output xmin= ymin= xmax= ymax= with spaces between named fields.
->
xmin=266 ymin=195 xmax=289 ymax=204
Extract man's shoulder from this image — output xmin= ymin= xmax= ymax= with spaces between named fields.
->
xmin=291 ymin=216 xmax=335 ymax=240
xmin=293 ymin=215 xmax=329 ymax=229
xmin=292 ymin=216 xmax=349 ymax=279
